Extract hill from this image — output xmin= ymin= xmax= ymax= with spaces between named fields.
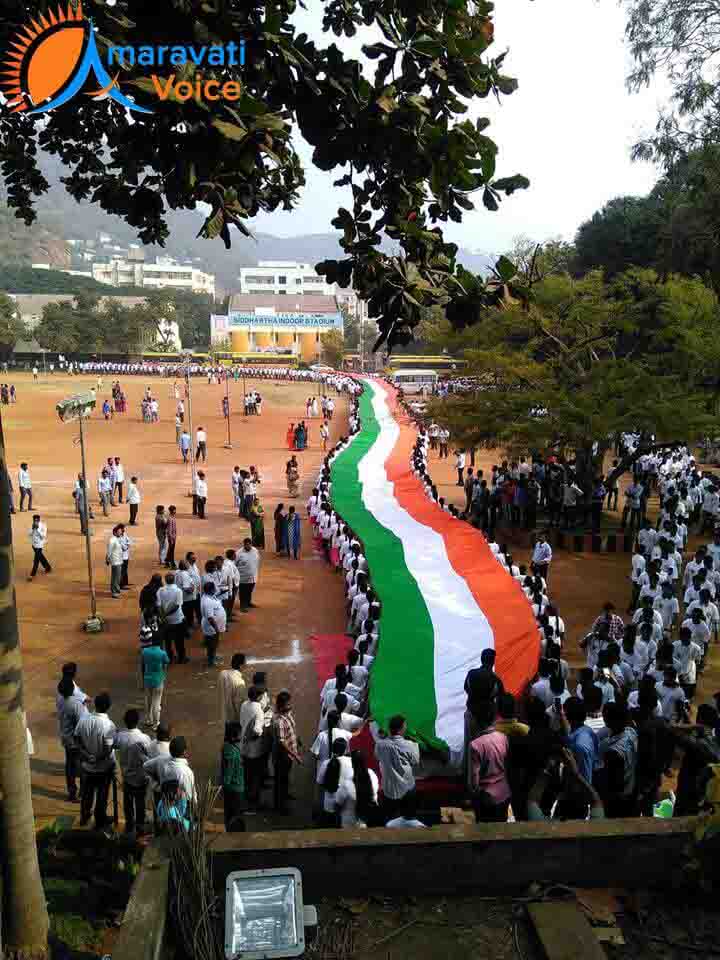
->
xmin=0 ymin=153 xmax=494 ymax=295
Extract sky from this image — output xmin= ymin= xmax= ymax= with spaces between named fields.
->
xmin=253 ymin=0 xmax=666 ymax=256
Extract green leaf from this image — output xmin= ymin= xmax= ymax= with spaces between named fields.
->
xmin=492 ymin=174 xmax=531 ymax=195
xmin=212 ymin=120 xmax=247 ymax=141
xmin=483 ymin=187 xmax=499 ymax=211
xmin=495 ymin=255 xmax=516 ymax=283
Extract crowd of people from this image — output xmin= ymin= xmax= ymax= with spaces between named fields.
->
xmin=76 ymin=361 xmax=357 ymax=390
xmin=45 ymin=371 xmax=720 ymax=838
xmin=49 ymin=370 xmax=362 ymax=834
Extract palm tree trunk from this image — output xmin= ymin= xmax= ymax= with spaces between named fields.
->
xmin=0 ymin=409 xmax=49 ymax=959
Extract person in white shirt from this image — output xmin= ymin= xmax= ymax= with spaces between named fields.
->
xmin=655 ymin=668 xmax=688 ymax=723
xmin=18 ymin=461 xmax=32 ymax=511
xmin=682 ymin=608 xmax=712 ymax=659
xmin=106 ymin=524 xmax=124 ymax=598
xmin=113 ymin=457 xmax=125 ymax=503
xmin=654 ymin=583 xmax=679 ymax=637
xmin=195 ymin=426 xmax=208 ymax=462
xmin=57 ymin=676 xmax=88 ymax=801
xmin=454 ymin=450 xmax=466 ymax=486
xmin=194 ymin=470 xmax=208 ymax=519
xmin=335 ymin=750 xmax=380 ymax=828
xmin=311 ymin=710 xmax=355 ymax=770
xmin=127 ymin=475 xmax=141 ymax=525
xmin=672 ymin=627 xmax=703 ymax=700
xmin=239 ymin=686 xmax=268 ymax=809
xmin=157 ymin=573 xmax=188 ymax=663
xmin=318 ymin=738 xmax=354 ymax=825
xmin=222 ymin=549 xmax=241 ymax=622
xmin=115 ymin=708 xmax=151 ymax=834
xmin=236 ymin=538 xmax=260 ymax=611
xmin=159 ymin=736 xmax=197 ymax=806
xmin=200 ymin=581 xmax=226 ymax=667
xmin=97 ymin=469 xmax=112 ymax=516
xmin=28 ymin=514 xmax=51 ymax=579
xmin=74 ymin=692 xmax=117 ymax=829
xmin=531 ymin=532 xmax=553 ymax=583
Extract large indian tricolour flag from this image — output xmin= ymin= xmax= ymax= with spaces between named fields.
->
xmin=331 ymin=378 xmax=539 ymax=764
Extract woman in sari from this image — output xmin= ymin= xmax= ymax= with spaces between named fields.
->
xmin=287 ymin=505 xmax=301 ymax=559
xmin=249 ymin=497 xmax=265 ymax=549
xmin=294 ymin=422 xmax=305 ymax=451
xmin=274 ymin=503 xmax=288 ymax=554
xmin=286 ymin=460 xmax=300 ymax=498
xmin=286 ymin=423 xmax=295 ymax=450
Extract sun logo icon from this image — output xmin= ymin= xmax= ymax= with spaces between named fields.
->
xmin=1 ymin=2 xmax=152 ymax=114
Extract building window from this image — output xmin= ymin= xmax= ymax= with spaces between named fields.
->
xmin=278 ymin=290 xmax=286 ymax=295
xmin=277 ymin=275 xmax=287 ymax=284
xmin=296 ymin=277 xmax=302 ymax=284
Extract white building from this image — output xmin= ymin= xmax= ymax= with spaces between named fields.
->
xmin=238 ymin=260 xmax=367 ymax=324
xmin=92 ymin=255 xmax=215 ymax=298
xmin=238 ymin=261 xmax=336 ymax=297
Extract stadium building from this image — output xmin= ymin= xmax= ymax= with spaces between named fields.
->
xmin=210 ymin=294 xmax=343 ymax=362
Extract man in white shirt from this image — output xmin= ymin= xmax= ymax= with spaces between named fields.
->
xmin=98 ymin=468 xmax=112 ymax=516
xmin=622 ymin=480 xmax=645 ymax=533
xmin=236 ymin=538 xmax=260 ymax=612
xmin=113 ymin=457 xmax=125 ymax=503
xmin=222 ymin=549 xmax=241 ymax=622
xmin=195 ymin=426 xmax=207 ymax=462
xmin=127 ymin=475 xmax=141 ymax=525
xmin=28 ymin=514 xmax=51 ymax=579
xmin=194 ymin=470 xmax=208 ymax=519
xmin=157 ymin=572 xmax=188 ymax=663
xmin=57 ymin=676 xmax=88 ymax=801
xmin=531 ymin=532 xmax=553 ymax=583
xmin=240 ymin=687 xmax=267 ymax=809
xmin=159 ymin=736 xmax=197 ymax=806
xmin=18 ymin=461 xmax=32 ymax=511
xmin=562 ymin=479 xmax=584 ymax=529
xmin=219 ymin=653 xmax=247 ymax=728
xmin=200 ymin=581 xmax=226 ymax=666
xmin=672 ymin=627 xmax=703 ymax=700
xmin=374 ymin=715 xmax=421 ymax=820
xmin=115 ymin=708 xmax=151 ymax=835
xmin=106 ymin=524 xmax=124 ymax=598
xmin=455 ymin=450 xmax=466 ymax=486
xmin=438 ymin=427 xmax=450 ymax=458
xmin=74 ymin=692 xmax=117 ymax=830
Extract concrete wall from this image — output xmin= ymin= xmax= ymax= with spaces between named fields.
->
xmin=211 ymin=818 xmax=694 ymax=900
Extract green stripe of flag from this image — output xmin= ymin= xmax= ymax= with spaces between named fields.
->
xmin=331 ymin=385 xmax=443 ymax=752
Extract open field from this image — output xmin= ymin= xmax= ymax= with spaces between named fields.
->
xmin=7 ymin=372 xmax=349 ymax=828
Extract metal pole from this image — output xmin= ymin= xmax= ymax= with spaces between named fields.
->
xmin=186 ymin=367 xmax=196 ymax=498
xmin=78 ymin=414 xmax=97 ymax=619
xmin=242 ymin=370 xmax=246 ymax=416
xmin=224 ymin=371 xmax=232 ymax=448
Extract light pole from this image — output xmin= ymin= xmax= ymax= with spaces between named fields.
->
xmin=56 ymin=392 xmax=102 ymax=631
xmin=184 ymin=364 xmax=197 ymax=500
xmin=77 ymin=414 xmax=98 ymax=624
xmin=224 ymin=369 xmax=232 ymax=448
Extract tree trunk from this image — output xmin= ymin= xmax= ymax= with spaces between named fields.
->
xmin=605 ymin=438 xmax=687 ymax=490
xmin=0 ymin=407 xmax=49 ymax=959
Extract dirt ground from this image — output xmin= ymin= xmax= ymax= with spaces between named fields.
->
xmin=8 ymin=372 xmax=348 ymax=830
xmin=10 ymin=370 xmax=718 ymax=836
